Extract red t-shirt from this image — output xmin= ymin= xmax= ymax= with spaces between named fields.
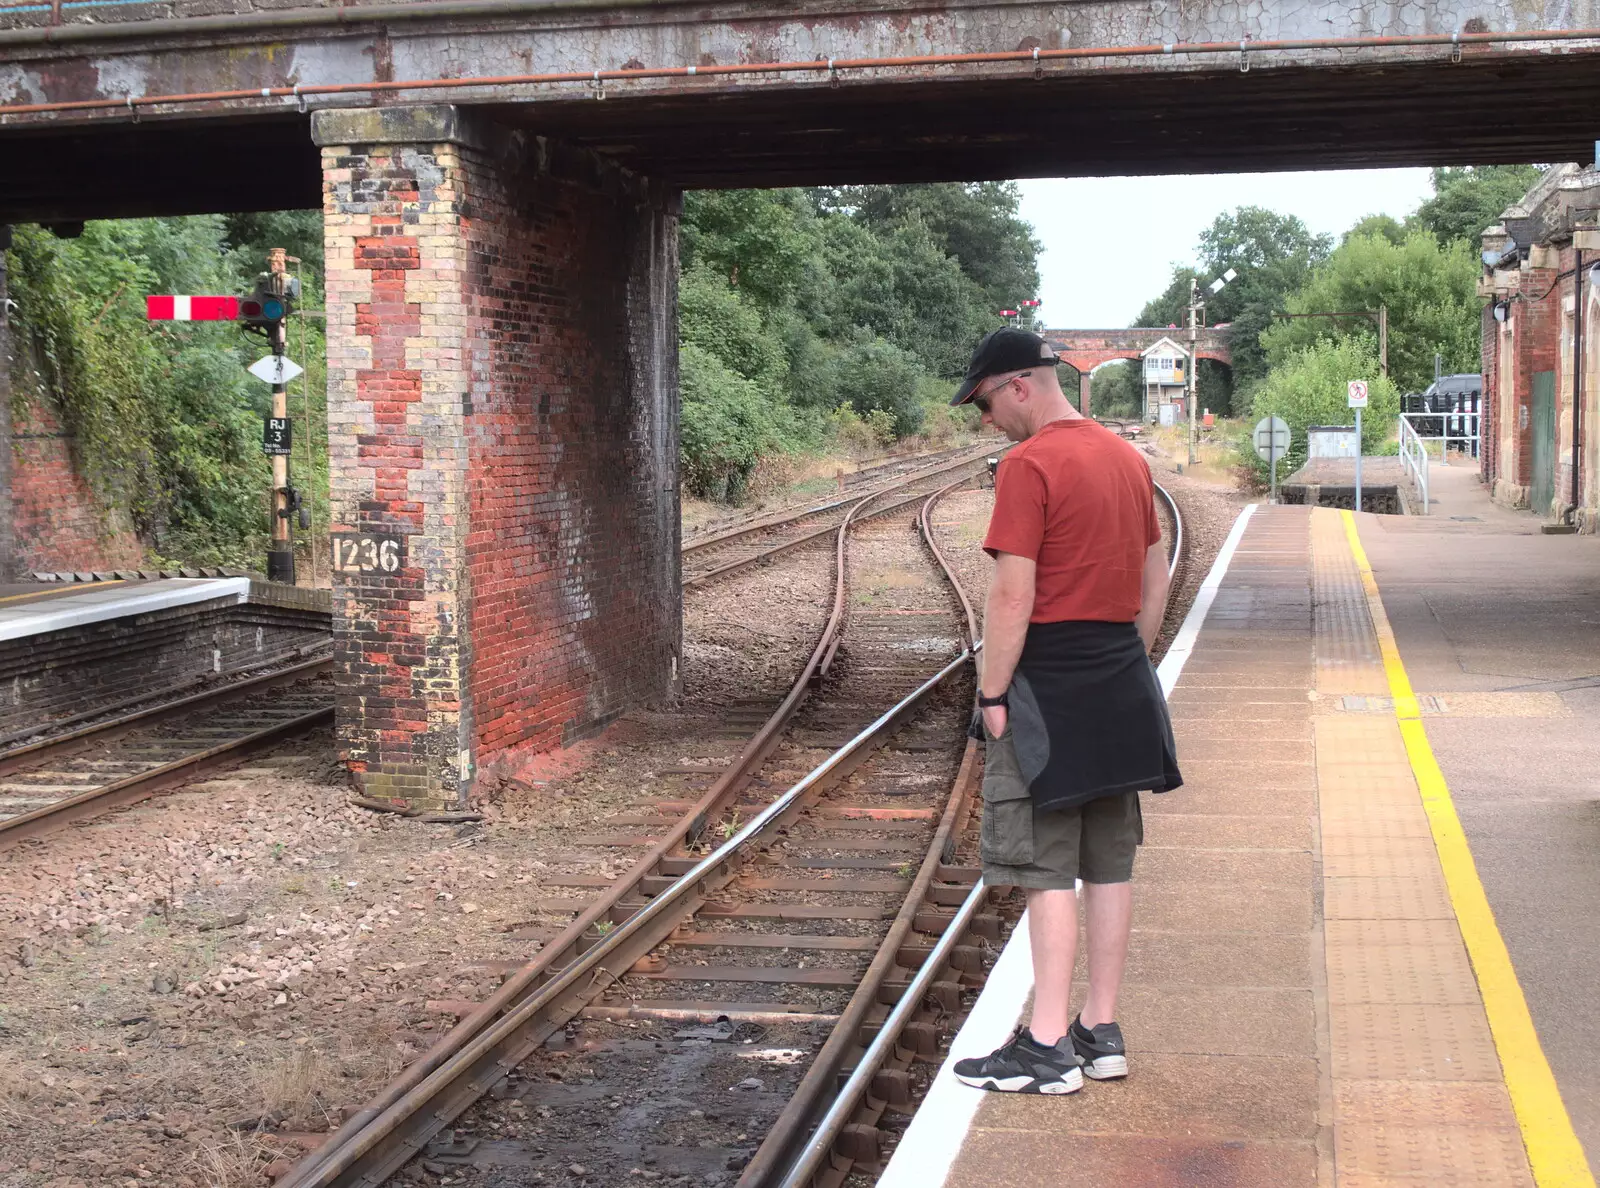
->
xmin=982 ymin=418 xmax=1161 ymax=623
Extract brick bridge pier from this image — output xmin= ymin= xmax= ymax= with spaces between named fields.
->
xmin=318 ymin=107 xmax=680 ymax=808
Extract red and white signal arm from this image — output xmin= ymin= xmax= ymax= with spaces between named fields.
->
xmin=146 ymin=295 xmax=239 ymax=321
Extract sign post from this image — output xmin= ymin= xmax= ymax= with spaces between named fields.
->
xmin=1253 ymin=415 xmax=1291 ymax=505
xmin=1348 ymin=380 xmax=1370 ymax=512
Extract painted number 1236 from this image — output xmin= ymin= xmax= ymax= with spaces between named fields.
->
xmin=331 ymin=533 xmax=404 ymax=575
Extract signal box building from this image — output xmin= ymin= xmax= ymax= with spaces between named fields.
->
xmin=1141 ymin=337 xmax=1190 ymax=425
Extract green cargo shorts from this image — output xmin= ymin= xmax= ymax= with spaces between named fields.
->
xmin=980 ymin=722 xmax=1143 ymax=890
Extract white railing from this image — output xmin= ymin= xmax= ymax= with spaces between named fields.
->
xmin=1398 ymin=414 xmax=1430 ymax=514
xmin=1400 ymin=409 xmax=1481 ymax=456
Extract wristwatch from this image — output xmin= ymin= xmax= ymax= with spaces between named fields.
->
xmin=977 ymin=692 xmax=1009 ymax=708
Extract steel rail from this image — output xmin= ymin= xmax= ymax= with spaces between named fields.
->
xmin=4 ymin=25 xmax=1600 ymax=107
xmin=278 ymin=646 xmax=974 ymax=1188
xmin=778 ymin=879 xmax=988 ymax=1188
xmin=0 ymin=703 xmax=333 ymax=849
xmin=1154 ymin=481 xmax=1184 ymax=582
xmin=0 ymin=653 xmax=332 ymax=779
xmin=683 ymin=450 xmax=998 ymax=587
xmin=277 ymin=486 xmax=891 ymax=1187
xmin=740 ymin=733 xmax=983 ymax=1188
xmin=683 ymin=443 xmax=993 ymax=558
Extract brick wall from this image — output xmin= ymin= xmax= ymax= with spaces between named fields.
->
xmin=0 ymin=234 xmax=14 ymax=582
xmin=1515 ymin=266 xmax=1558 ymax=512
xmin=0 ymin=594 xmax=330 ymax=739
xmin=317 ymin=106 xmax=680 ymax=810
xmin=462 ymin=139 xmax=680 ymax=760
xmin=9 ymin=377 xmax=145 ymax=574
xmin=1479 ymin=302 xmax=1497 ymax=488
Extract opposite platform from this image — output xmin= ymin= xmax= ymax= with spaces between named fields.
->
xmin=0 ymin=577 xmax=250 ymax=642
xmin=881 ymin=502 xmax=1592 ymax=1187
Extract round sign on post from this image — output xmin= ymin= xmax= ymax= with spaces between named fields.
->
xmin=1252 ymin=416 xmax=1290 ymax=462
xmin=1253 ymin=415 xmax=1290 ymax=505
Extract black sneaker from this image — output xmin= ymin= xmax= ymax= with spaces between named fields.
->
xmin=952 ymin=1027 xmax=1084 ymax=1094
xmin=1069 ymin=1016 xmax=1128 ymax=1080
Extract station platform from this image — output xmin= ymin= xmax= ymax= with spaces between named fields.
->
xmin=0 ymin=576 xmax=251 ymax=641
xmin=883 ymin=474 xmax=1599 ymax=1186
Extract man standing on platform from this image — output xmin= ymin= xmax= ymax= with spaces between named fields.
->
xmin=948 ymin=329 xmax=1182 ymax=1096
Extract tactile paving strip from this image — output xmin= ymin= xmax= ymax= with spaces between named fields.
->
xmin=1308 ymin=509 xmax=1532 ymax=1185
xmin=1329 ymin=1003 xmax=1507 ymax=1081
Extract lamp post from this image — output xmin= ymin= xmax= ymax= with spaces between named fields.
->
xmin=1187 ymin=268 xmax=1236 ymax=465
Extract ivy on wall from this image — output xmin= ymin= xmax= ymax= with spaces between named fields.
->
xmin=4 ymin=215 xmax=327 ymax=570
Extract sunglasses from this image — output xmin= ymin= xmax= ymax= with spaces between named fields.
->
xmin=971 ymin=370 xmax=1031 ymax=414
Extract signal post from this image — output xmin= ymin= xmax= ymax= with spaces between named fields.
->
xmin=147 ymin=248 xmax=302 ymax=583
xmin=264 ymin=249 xmax=294 ymax=584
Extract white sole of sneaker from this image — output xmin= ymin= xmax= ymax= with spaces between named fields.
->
xmin=955 ymin=1071 xmax=1084 ymax=1094
xmin=1083 ymin=1055 xmax=1128 ymax=1080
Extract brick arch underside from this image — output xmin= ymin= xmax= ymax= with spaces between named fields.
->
xmin=1056 ymin=350 xmax=1232 ymax=375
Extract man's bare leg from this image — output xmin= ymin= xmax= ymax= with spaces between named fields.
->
xmin=1025 ymin=886 xmax=1078 ymax=1045
xmin=1078 ymin=880 xmax=1133 ymax=1028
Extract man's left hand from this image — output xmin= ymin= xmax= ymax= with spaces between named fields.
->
xmin=981 ymin=704 xmax=1008 ymax=738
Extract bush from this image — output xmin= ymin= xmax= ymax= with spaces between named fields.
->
xmin=1245 ymin=337 xmax=1399 ymax=478
xmin=679 ymin=343 xmax=794 ymax=501
xmin=831 ymin=337 xmax=929 ymax=437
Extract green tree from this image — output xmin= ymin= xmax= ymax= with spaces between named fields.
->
xmin=830 ymin=336 xmax=929 ymax=437
xmin=802 ymin=215 xmax=993 ymax=379
xmin=680 ymin=190 xmax=814 ymax=312
xmin=1089 ymin=360 xmax=1143 ymax=419
xmin=1413 ymin=165 xmax=1545 ymax=248
xmin=1343 ymin=214 xmax=1407 ymax=246
xmin=1259 ymin=229 xmax=1479 ymax=394
xmin=6 ymin=219 xmax=274 ymax=566
xmin=678 ymin=343 xmax=790 ymax=501
xmin=814 ymin=182 xmax=1041 ymax=316
xmin=1138 ymin=208 xmax=1331 ymax=409
xmin=1247 ymin=338 xmax=1399 ymax=478
xmin=678 ymin=265 xmax=788 ymax=392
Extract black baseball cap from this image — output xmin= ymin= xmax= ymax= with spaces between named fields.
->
xmin=950 ymin=328 xmax=1060 ymax=406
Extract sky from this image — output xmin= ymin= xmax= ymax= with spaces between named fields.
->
xmin=1018 ymin=168 xmax=1435 ymax=329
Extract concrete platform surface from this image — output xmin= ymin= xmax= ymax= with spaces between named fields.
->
xmin=1357 ymin=461 xmax=1600 ymax=1166
xmin=880 ymin=494 xmax=1593 ymax=1187
xmin=0 ymin=577 xmax=250 ymax=641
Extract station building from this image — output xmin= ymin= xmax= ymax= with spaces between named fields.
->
xmin=1479 ymin=162 xmax=1600 ymax=528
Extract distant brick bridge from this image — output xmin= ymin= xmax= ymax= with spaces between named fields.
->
xmin=1043 ymin=327 xmax=1233 ymax=417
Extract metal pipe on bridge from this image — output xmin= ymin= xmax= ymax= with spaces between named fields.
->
xmin=5 ymin=26 xmax=1600 ymax=116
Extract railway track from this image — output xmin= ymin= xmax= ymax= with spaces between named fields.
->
xmin=0 ymin=657 xmax=334 ymax=850
xmin=269 ymin=475 xmax=1186 ymax=1188
xmin=682 ymin=443 xmax=1001 ymax=587
xmin=682 ymin=442 xmax=987 ymax=546
xmin=0 ymin=449 xmax=1005 ymax=850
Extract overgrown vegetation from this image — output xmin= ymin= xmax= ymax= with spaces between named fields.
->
xmin=678 ymin=184 xmax=1039 ymax=498
xmin=5 ymin=212 xmax=327 ymax=569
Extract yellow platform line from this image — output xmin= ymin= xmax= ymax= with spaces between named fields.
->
xmin=1340 ymin=509 xmax=1594 ymax=1188
xmin=0 ymin=580 xmax=126 ymax=604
